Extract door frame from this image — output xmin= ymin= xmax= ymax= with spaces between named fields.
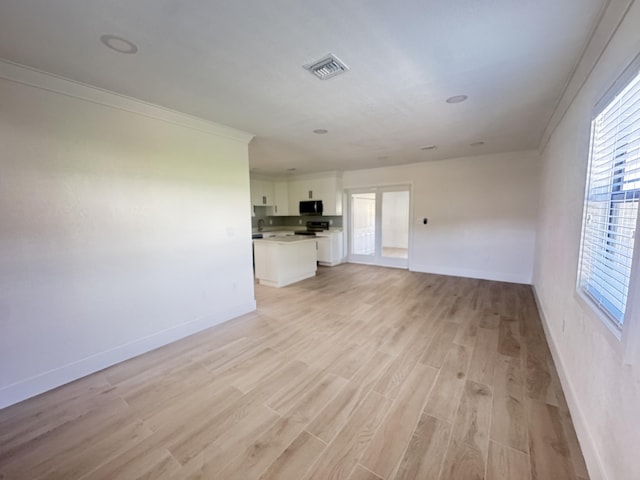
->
xmin=345 ymin=184 xmax=412 ymax=269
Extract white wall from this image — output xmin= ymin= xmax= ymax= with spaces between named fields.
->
xmin=0 ymin=63 xmax=256 ymax=408
xmin=343 ymin=150 xmax=540 ymax=284
xmin=533 ymin=2 xmax=640 ymax=479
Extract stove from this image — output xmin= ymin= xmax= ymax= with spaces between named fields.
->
xmin=294 ymin=220 xmax=329 ymax=237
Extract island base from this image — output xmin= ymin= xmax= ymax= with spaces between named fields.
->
xmin=254 ymin=237 xmax=317 ymax=288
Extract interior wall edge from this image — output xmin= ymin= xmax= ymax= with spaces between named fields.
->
xmin=531 ymin=285 xmax=607 ymax=480
xmin=0 ymin=300 xmax=256 ymax=410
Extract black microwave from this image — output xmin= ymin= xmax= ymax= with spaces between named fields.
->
xmin=299 ymin=200 xmax=323 ymax=216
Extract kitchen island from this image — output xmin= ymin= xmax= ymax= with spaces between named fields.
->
xmin=253 ymin=236 xmax=317 ymax=287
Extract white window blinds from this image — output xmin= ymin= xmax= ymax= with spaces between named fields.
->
xmin=578 ymin=63 xmax=640 ymax=329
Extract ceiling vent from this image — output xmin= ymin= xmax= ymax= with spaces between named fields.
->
xmin=304 ymin=54 xmax=349 ymax=80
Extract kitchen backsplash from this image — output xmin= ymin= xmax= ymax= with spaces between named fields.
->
xmin=252 ymin=206 xmax=342 ymax=229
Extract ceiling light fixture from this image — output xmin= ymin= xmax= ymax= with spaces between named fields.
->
xmin=304 ymin=54 xmax=349 ymax=80
xmin=446 ymin=95 xmax=468 ymax=104
xmin=420 ymin=145 xmax=437 ymax=150
xmin=313 ymin=129 xmax=328 ymax=134
xmin=100 ymin=34 xmax=138 ymax=54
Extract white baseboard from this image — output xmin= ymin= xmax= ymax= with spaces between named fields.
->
xmin=410 ymin=263 xmax=532 ymax=285
xmin=0 ymin=301 xmax=256 ymax=410
xmin=531 ymin=286 xmax=607 ymax=480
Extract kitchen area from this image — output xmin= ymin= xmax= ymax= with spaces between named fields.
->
xmin=251 ymin=172 xmax=345 ymax=287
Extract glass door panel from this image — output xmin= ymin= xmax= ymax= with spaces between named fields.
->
xmin=381 ymin=190 xmax=410 ymax=261
xmin=348 ymin=186 xmax=410 ymax=268
xmin=350 ymin=192 xmax=376 ymax=257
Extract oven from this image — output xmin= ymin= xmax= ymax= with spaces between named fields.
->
xmin=294 ymin=220 xmax=330 ymax=237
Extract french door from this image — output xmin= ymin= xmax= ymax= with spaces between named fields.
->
xmin=347 ymin=186 xmax=411 ymax=268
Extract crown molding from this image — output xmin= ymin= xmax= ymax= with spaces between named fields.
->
xmin=539 ymin=0 xmax=635 ymax=151
xmin=0 ymin=59 xmax=254 ymax=145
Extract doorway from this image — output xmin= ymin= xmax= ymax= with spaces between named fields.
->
xmin=347 ymin=186 xmax=411 ymax=268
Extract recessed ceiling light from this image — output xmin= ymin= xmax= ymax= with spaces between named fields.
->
xmin=100 ymin=34 xmax=138 ymax=54
xmin=470 ymin=141 xmax=485 ymax=146
xmin=420 ymin=145 xmax=437 ymax=150
xmin=313 ymin=129 xmax=328 ymax=134
xmin=446 ymin=95 xmax=468 ymax=104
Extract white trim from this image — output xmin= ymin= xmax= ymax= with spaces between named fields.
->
xmin=345 ymin=185 xmax=412 ymax=269
xmin=282 ymin=171 xmax=342 ymax=181
xmin=348 ymin=259 xmax=406 ymax=269
xmin=410 ymin=263 xmax=531 ymax=285
xmin=0 ymin=59 xmax=254 ymax=145
xmin=539 ymin=0 xmax=634 ymax=151
xmin=0 ymin=301 xmax=256 ymax=410
xmin=572 ymin=49 xmax=640 ymax=367
xmin=532 ymin=286 xmax=607 ymax=480
xmin=257 ymin=271 xmax=316 ymax=287
xmin=593 ymin=50 xmax=640 ymax=116
xmin=574 ymin=290 xmax=624 ymax=350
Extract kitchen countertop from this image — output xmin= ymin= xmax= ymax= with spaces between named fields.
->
xmin=253 ymin=236 xmax=317 ymax=244
xmin=251 ymin=227 xmax=343 ymax=234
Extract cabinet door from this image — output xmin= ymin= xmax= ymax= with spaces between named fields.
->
xmin=288 ymin=181 xmax=309 ymax=214
xmin=309 ymin=177 xmax=333 ymax=215
xmin=331 ymin=232 xmax=344 ymax=264
xmin=286 ymin=175 xmax=343 ymax=215
xmin=250 ymin=178 xmax=262 ymax=206
xmin=317 ymin=237 xmax=331 ymax=263
xmin=273 ymin=181 xmax=289 ymax=216
xmin=262 ymin=179 xmax=274 ymax=206
xmin=289 ymin=177 xmax=342 ymax=215
xmin=250 ymin=178 xmax=275 ymax=206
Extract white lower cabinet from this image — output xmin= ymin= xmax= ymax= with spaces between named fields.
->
xmin=254 ymin=237 xmax=317 ymax=287
xmin=315 ymin=231 xmax=343 ymax=266
xmin=317 ymin=237 xmax=330 ymax=264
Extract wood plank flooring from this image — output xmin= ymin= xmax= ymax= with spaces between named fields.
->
xmin=0 ymin=264 xmax=589 ymax=479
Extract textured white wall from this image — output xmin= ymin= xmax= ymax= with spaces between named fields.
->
xmin=0 ymin=70 xmax=255 ymax=408
xmin=344 ymin=150 xmax=540 ymax=284
xmin=533 ymin=2 xmax=640 ymax=479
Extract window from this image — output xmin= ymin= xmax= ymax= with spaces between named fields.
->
xmin=578 ymin=59 xmax=640 ymax=331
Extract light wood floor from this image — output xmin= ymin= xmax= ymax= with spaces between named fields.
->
xmin=0 ymin=264 xmax=589 ymax=480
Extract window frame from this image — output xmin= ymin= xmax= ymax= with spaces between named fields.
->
xmin=576 ymin=51 xmax=640 ymax=365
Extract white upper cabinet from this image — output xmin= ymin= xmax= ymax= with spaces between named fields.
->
xmin=250 ymin=172 xmax=342 ymax=216
xmin=287 ymin=173 xmax=343 ymax=216
xmin=250 ymin=177 xmax=275 ymax=206
xmin=272 ymin=180 xmax=289 ymax=216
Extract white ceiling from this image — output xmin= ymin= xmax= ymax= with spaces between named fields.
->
xmin=0 ymin=0 xmax=606 ymax=174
